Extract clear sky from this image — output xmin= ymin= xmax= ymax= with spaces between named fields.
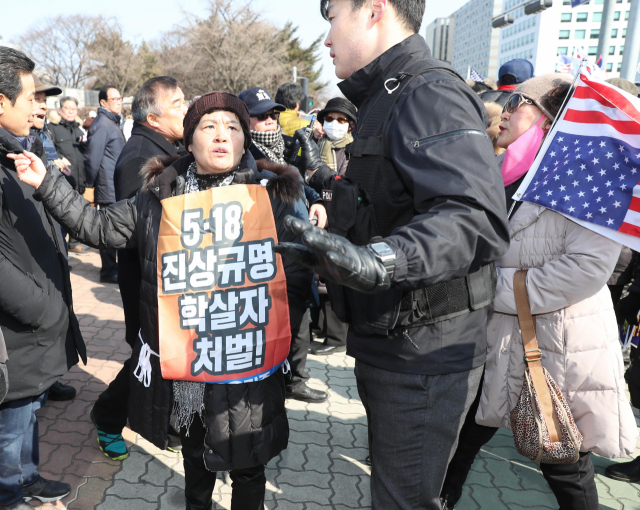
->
xmin=1 ymin=0 xmax=468 ymax=95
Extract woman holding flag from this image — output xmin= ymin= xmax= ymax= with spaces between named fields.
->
xmin=10 ymin=92 xmax=313 ymax=510
xmin=441 ymin=74 xmax=638 ymax=510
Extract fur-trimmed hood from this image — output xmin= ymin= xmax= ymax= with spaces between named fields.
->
xmin=140 ymin=150 xmax=303 ymax=205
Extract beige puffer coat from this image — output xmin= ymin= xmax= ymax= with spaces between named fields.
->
xmin=476 ymin=201 xmax=638 ymax=458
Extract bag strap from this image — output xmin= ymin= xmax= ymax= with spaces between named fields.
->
xmin=513 ymin=270 xmax=562 ymax=443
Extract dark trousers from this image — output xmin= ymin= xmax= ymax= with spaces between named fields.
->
xmin=0 ymin=392 xmax=47 ymax=506
xmin=96 ymin=204 xmax=117 ymax=279
xmin=92 ymin=249 xmax=141 ymax=433
xmin=311 ymin=295 xmax=348 ymax=347
xmin=286 ymin=302 xmax=311 ymax=391
xmin=180 ymin=414 xmax=266 ymax=510
xmin=442 ymin=381 xmax=599 ymax=510
xmin=355 ymin=360 xmax=483 ymax=510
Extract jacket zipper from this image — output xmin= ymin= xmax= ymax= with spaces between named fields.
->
xmin=412 ymin=129 xmax=486 ymax=148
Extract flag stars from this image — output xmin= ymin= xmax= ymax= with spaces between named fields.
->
xmin=619 ymin=145 xmax=625 ymax=152
xmin=613 ymin=163 xmax=620 ymax=170
xmin=607 ymin=218 xmax=614 ymax=225
xmin=591 ymin=186 xmax=599 ymax=193
xmin=567 ymin=170 xmax=574 ymax=176
xmin=589 ymin=149 xmax=595 ymax=155
xmin=599 ymin=207 xmax=607 ymax=214
xmin=572 ymin=180 xmax=580 ymax=187
xmin=580 ymin=164 xmax=587 ymax=171
xmin=559 ymin=185 xmax=566 ymax=192
xmin=608 ymin=190 xmax=615 ymax=196
xmin=596 ymin=197 xmax=603 ymax=203
xmin=605 ymin=180 xmax=612 ymax=187
xmin=578 ymin=191 xmax=585 ymax=197
xmin=558 ymin=137 xmax=564 ymax=142
xmin=592 ymin=158 xmax=599 ymax=165
xmin=614 ymin=201 xmax=621 ymax=208
xmin=606 ymin=152 xmax=614 ymax=159
xmin=550 ymin=151 xmax=557 ymax=157
xmin=586 ymin=212 xmax=593 ymax=219
xmin=546 ymin=190 xmax=553 ymax=196
xmin=568 ymin=206 xmax=575 ymax=213
xmin=632 ymin=168 xmax=638 ymax=175
xmin=554 ymin=174 xmax=561 ymax=180
xmin=563 ymin=195 xmax=571 ymax=201
xmin=582 ymin=201 xmax=589 ymax=208
xmin=619 ymin=174 xmax=626 ymax=180
xmin=621 ymin=184 xmax=628 ymax=190
xmin=586 ymin=175 xmax=593 ymax=182
xmin=600 ymin=141 xmax=606 ymax=148
xmin=574 ymin=147 xmax=580 ymax=152
xmin=574 ymin=139 xmax=580 ymax=145
xmin=599 ymin=169 xmax=607 ymax=176
xmin=550 ymin=200 xmax=558 ymax=206
xmin=562 ymin=146 xmax=568 ymax=152
xmin=534 ymin=195 xmax=540 ymax=200
xmin=625 ymin=157 xmax=630 ymax=163
xmin=542 ymin=166 xmax=548 ymax=172
xmin=587 ymin=141 xmax=593 ymax=146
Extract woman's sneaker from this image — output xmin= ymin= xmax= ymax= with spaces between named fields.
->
xmin=90 ymin=408 xmax=129 ymax=460
xmin=22 ymin=476 xmax=70 ymax=502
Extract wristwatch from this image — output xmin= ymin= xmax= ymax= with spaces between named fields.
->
xmin=367 ymin=241 xmax=396 ymax=279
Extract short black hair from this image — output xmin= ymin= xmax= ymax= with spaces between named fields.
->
xmin=99 ymin=84 xmax=117 ymax=103
xmin=275 ymin=83 xmax=305 ymax=110
xmin=321 ymin=0 xmax=425 ymax=34
xmin=541 ymin=82 xmax=572 ymax=120
xmin=0 ymin=47 xmax=35 ymax=105
xmin=132 ymin=76 xmax=179 ymax=123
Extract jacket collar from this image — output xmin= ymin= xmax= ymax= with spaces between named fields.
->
xmin=338 ymin=34 xmax=431 ymax=109
xmin=131 ymin=122 xmax=180 ymax=156
xmin=97 ymin=107 xmax=122 ymax=126
xmin=148 ymin=150 xmax=260 ymax=201
xmin=509 ymin=201 xmax=545 ymax=237
xmin=0 ymin=126 xmax=30 ymax=165
xmin=59 ymin=118 xmax=79 ymax=129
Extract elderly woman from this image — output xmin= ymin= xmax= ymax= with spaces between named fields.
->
xmin=12 ymin=92 xmax=312 ymax=510
xmin=440 ymin=75 xmax=638 ymax=510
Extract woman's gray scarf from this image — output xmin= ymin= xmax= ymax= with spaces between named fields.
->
xmin=172 ymin=161 xmax=236 ymax=435
xmin=251 ymin=127 xmax=285 ymax=164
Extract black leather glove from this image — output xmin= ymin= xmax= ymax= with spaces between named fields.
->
xmin=283 ymin=136 xmax=298 ymax=166
xmin=293 ymin=128 xmax=323 ymax=172
xmin=615 ymin=291 xmax=640 ymax=325
xmin=273 ymin=215 xmax=391 ymax=294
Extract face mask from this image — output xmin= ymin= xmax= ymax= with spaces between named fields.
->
xmin=501 ymin=116 xmax=547 ymax=187
xmin=323 ymin=120 xmax=349 ymax=141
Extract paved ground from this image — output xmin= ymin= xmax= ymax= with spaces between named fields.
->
xmin=31 ymin=248 xmax=640 ymax=509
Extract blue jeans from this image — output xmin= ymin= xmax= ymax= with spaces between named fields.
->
xmin=0 ymin=392 xmax=47 ymax=506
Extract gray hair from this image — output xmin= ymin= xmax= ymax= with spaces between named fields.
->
xmin=59 ymin=96 xmax=78 ymax=107
xmin=132 ymin=76 xmax=179 ymax=124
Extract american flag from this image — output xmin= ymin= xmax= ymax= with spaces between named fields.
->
xmin=557 ymin=53 xmax=573 ymax=74
xmin=470 ymin=68 xmax=484 ymax=82
xmin=517 ymin=68 xmax=640 ymax=249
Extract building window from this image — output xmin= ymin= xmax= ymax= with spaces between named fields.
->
xmin=559 ymin=30 xmax=570 ymax=39
xmin=588 ymin=46 xmax=597 ymax=56
xmin=606 ymin=62 xmax=613 ymax=72
xmin=620 ymin=45 xmax=624 ymax=55
xmin=623 ymin=28 xmax=626 ymax=37
xmin=625 ymin=10 xmax=629 ymax=19
xmin=557 ymin=46 xmax=569 ymax=55
xmin=590 ymin=29 xmax=600 ymax=39
xmin=575 ymin=30 xmax=586 ymax=39
xmin=617 ymin=62 xmax=622 ymax=71
xmin=613 ymin=11 xmax=620 ymax=20
xmin=593 ymin=12 xmax=602 ymax=21
xmin=577 ymin=12 xmax=588 ymax=21
xmin=595 ymin=0 xmax=604 ymax=3
xmin=563 ymin=0 xmax=571 ymax=4
xmin=609 ymin=45 xmax=616 ymax=55
xmin=561 ymin=12 xmax=572 ymax=22
xmin=611 ymin=28 xmax=618 ymax=38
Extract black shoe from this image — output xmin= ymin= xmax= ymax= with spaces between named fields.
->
xmin=100 ymin=274 xmax=118 ymax=284
xmin=310 ymin=344 xmax=346 ymax=356
xmin=22 ymin=476 xmax=70 ymax=503
xmin=47 ymin=381 xmax=76 ymax=401
xmin=605 ymin=456 xmax=640 ymax=482
xmin=286 ymin=384 xmax=328 ymax=403
xmin=167 ymin=427 xmax=182 ymax=453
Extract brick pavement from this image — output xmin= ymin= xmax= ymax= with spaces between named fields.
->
xmin=31 ymin=248 xmax=640 ymax=509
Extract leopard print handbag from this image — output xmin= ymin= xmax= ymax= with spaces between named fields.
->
xmin=509 ymin=270 xmax=582 ymax=464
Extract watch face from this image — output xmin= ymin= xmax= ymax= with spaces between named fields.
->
xmin=370 ymin=242 xmax=394 ymax=257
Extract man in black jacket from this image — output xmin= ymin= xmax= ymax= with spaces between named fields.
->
xmin=275 ymin=1 xmax=510 ymax=508
xmin=84 ymin=85 xmax=125 ymax=283
xmin=49 ymin=96 xmax=87 ymax=255
xmin=90 ymin=76 xmax=187 ymax=461
xmin=0 ymin=47 xmax=86 ymax=510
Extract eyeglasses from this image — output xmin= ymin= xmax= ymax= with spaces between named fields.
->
xmin=107 ymin=97 xmax=123 ymax=103
xmin=255 ymin=112 xmax=280 ymax=121
xmin=503 ymin=94 xmax=534 ymax=114
xmin=324 ymin=115 xmax=349 ymax=124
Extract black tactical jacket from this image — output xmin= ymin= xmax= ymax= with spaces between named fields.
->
xmin=311 ymin=35 xmax=510 ymax=375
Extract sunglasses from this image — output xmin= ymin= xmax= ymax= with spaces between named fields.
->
xmin=324 ymin=115 xmax=349 ymax=124
xmin=503 ymin=94 xmax=534 ymax=114
xmin=255 ymin=112 xmax=280 ymax=121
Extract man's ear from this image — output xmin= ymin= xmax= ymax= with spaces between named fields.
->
xmin=147 ymin=113 xmax=160 ymax=129
xmin=0 ymin=94 xmax=8 ymax=116
xmin=371 ymin=0 xmax=388 ymax=23
xmin=99 ymin=100 xmax=107 ymax=109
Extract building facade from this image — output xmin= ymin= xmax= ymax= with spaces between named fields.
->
xmin=425 ymin=16 xmax=455 ymax=61
xmin=450 ymin=0 xmax=504 ymax=79
xmin=497 ymin=0 xmax=633 ymax=78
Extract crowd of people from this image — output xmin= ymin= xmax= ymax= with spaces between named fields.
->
xmin=0 ymin=0 xmax=639 ymax=509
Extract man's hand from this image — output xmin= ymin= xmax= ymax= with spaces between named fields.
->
xmin=8 ymin=151 xmax=47 ymax=189
xmin=309 ymin=203 xmax=327 ymax=229
xmin=293 ymin=128 xmax=323 ymax=171
xmin=273 ymin=215 xmax=390 ymax=294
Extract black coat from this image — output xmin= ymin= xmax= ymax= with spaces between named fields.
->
xmin=113 ymin=122 xmax=183 ymax=348
xmin=309 ymin=34 xmax=510 ymax=375
xmin=84 ymin=108 xmax=125 ymax=204
xmin=0 ymin=128 xmax=86 ymax=402
xmin=479 ymin=88 xmax=513 ymax=106
xmin=49 ymin=119 xmax=86 ymax=194
xmin=34 ymin=150 xmax=312 ymax=469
